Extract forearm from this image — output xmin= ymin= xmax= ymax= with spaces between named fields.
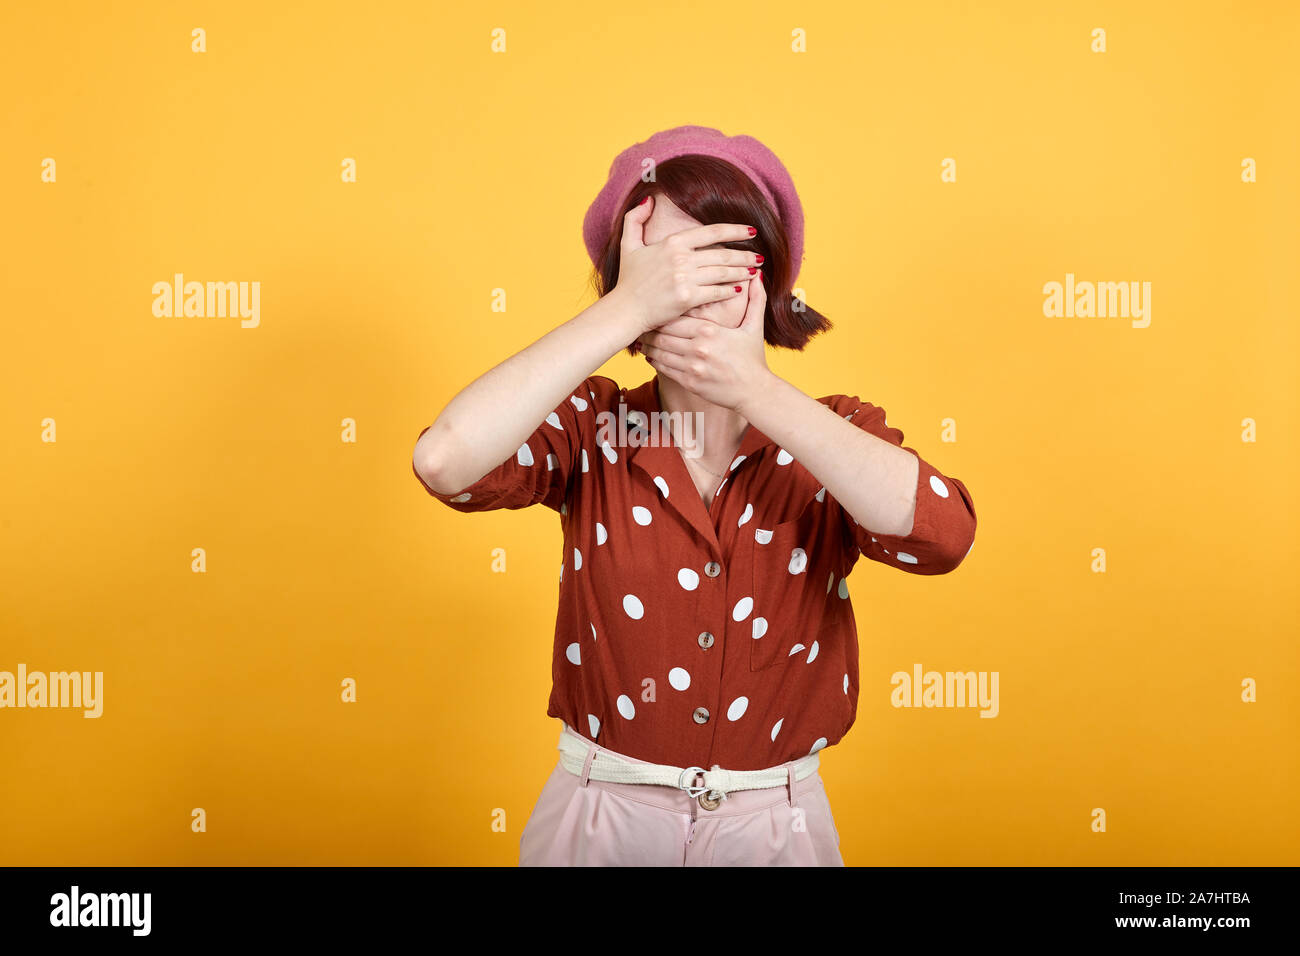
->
xmin=415 ymin=292 xmax=642 ymax=494
xmin=736 ymin=371 xmax=919 ymax=536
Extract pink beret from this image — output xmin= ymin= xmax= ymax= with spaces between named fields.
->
xmin=582 ymin=124 xmax=805 ymax=279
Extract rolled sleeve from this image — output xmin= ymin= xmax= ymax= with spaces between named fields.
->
xmin=413 ymin=376 xmax=613 ymax=515
xmin=831 ymin=395 xmax=977 ymax=575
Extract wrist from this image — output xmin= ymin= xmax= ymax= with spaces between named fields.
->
xmin=600 ymin=288 xmax=651 ymax=337
xmin=576 ymin=291 xmax=646 ymax=360
xmin=735 ymin=368 xmax=781 ymax=419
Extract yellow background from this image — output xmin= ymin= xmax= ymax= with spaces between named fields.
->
xmin=2 ymin=0 xmax=1297 ymax=865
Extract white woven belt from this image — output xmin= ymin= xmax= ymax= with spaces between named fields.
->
xmin=556 ymin=723 xmax=820 ymax=804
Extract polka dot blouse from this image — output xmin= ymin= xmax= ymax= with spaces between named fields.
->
xmin=414 ymin=374 xmax=977 ymax=771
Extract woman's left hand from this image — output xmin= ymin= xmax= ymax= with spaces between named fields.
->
xmin=635 ymin=271 xmax=771 ymax=411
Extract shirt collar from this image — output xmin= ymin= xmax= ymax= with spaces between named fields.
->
xmin=615 ymin=374 xmax=776 ymax=554
xmin=621 ymin=373 xmax=777 ymax=468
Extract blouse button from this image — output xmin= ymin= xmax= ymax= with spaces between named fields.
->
xmin=692 ymin=707 xmax=710 ymax=724
xmin=697 ymin=631 xmax=715 ymax=649
xmin=704 ymin=561 xmax=721 ymax=578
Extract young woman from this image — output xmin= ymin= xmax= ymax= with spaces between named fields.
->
xmin=412 ymin=125 xmax=977 ymax=866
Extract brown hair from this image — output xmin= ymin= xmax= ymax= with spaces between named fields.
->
xmin=588 ymin=154 xmax=831 ymax=353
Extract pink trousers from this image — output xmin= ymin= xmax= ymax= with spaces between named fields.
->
xmin=518 ymin=723 xmax=845 ymax=866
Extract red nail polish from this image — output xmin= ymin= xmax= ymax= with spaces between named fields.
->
xmin=747 ymin=227 xmax=756 ymax=236
xmin=734 ymin=285 xmax=742 ymax=292
xmin=747 ymin=267 xmax=757 ymax=274
xmin=755 ymin=254 xmax=765 ymax=264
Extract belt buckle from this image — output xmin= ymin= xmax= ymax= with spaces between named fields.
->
xmin=679 ymin=766 xmax=725 ymax=810
xmin=677 ymin=766 xmax=707 ymax=797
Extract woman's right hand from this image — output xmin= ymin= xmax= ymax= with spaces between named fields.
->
xmin=611 ymin=195 xmax=762 ymax=335
xmin=415 ymin=195 xmax=762 ymax=494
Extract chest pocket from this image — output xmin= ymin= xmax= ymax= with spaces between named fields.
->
xmin=747 ymin=501 xmax=839 ymax=672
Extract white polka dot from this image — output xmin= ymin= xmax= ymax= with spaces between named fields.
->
xmin=843 ymin=673 xmax=849 ymax=693
xmin=591 ymin=622 xmax=597 ymax=641
xmin=632 ymin=506 xmax=652 ymax=525
xmin=581 ymin=449 xmax=589 ymax=472
xmin=617 ymin=695 xmax=635 ymax=719
xmin=738 ymin=503 xmax=753 ymax=527
xmin=589 ymin=390 xmax=596 ymax=400
xmin=653 ymin=475 xmax=670 ymax=497
xmin=727 ymin=696 xmax=749 ymax=721
xmin=595 ymin=522 xmax=607 ymax=545
xmin=807 ymin=640 xmax=820 ymax=663
xmin=754 ymin=528 xmax=773 ymax=544
xmin=788 ymin=548 xmax=808 ymax=574
xmin=601 ymin=441 xmax=617 ymax=464
xmin=771 ymin=718 xmax=784 ymax=741
xmin=546 ymin=453 xmax=558 ymax=471
xmin=677 ymin=568 xmax=699 ymax=590
xmin=560 ymin=502 xmax=567 ymax=516
xmin=517 ymin=443 xmax=534 ymax=466
xmin=449 ymin=492 xmax=471 ymax=503
xmin=930 ymin=474 xmax=949 ymax=498
xmin=729 ymin=455 xmax=746 ymax=471
xmin=815 ymin=486 xmax=826 ymax=503
xmin=752 ymin=617 xmax=767 ymax=639
xmin=965 ymin=540 xmax=974 ymax=558
xmin=732 ymin=596 xmax=753 ymax=621
xmin=826 ymin=571 xmax=834 ymax=593
xmin=570 ymin=394 xmax=588 ymax=412
xmin=810 ymin=737 xmax=827 ymax=754
xmin=588 ymin=714 xmax=600 ymax=737
xmin=574 ymin=548 xmax=582 ymax=570
xmin=545 ymin=412 xmax=562 ymax=430
xmin=789 ymin=643 xmax=806 ymax=656
xmin=565 ymin=642 xmax=581 ymax=665
xmin=776 ymin=448 xmax=793 ymax=466
xmin=668 ymin=667 xmax=690 ymax=691
xmin=870 ymin=536 xmax=877 ymax=543
xmin=896 ymin=552 xmax=918 ymax=564
xmin=622 ymin=594 xmax=644 ymax=619
xmin=838 ymin=577 xmax=849 ymax=598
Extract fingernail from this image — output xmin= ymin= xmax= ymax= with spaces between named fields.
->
xmin=747 ymin=267 xmax=757 ymax=274
xmin=637 ymin=196 xmax=649 ymax=206
xmin=734 ymin=285 xmax=742 ymax=292
xmin=747 ymin=227 xmax=757 ymax=236
xmin=755 ymin=254 xmax=765 ymax=264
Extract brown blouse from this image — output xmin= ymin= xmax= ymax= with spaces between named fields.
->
xmin=414 ymin=373 xmax=977 ymax=771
